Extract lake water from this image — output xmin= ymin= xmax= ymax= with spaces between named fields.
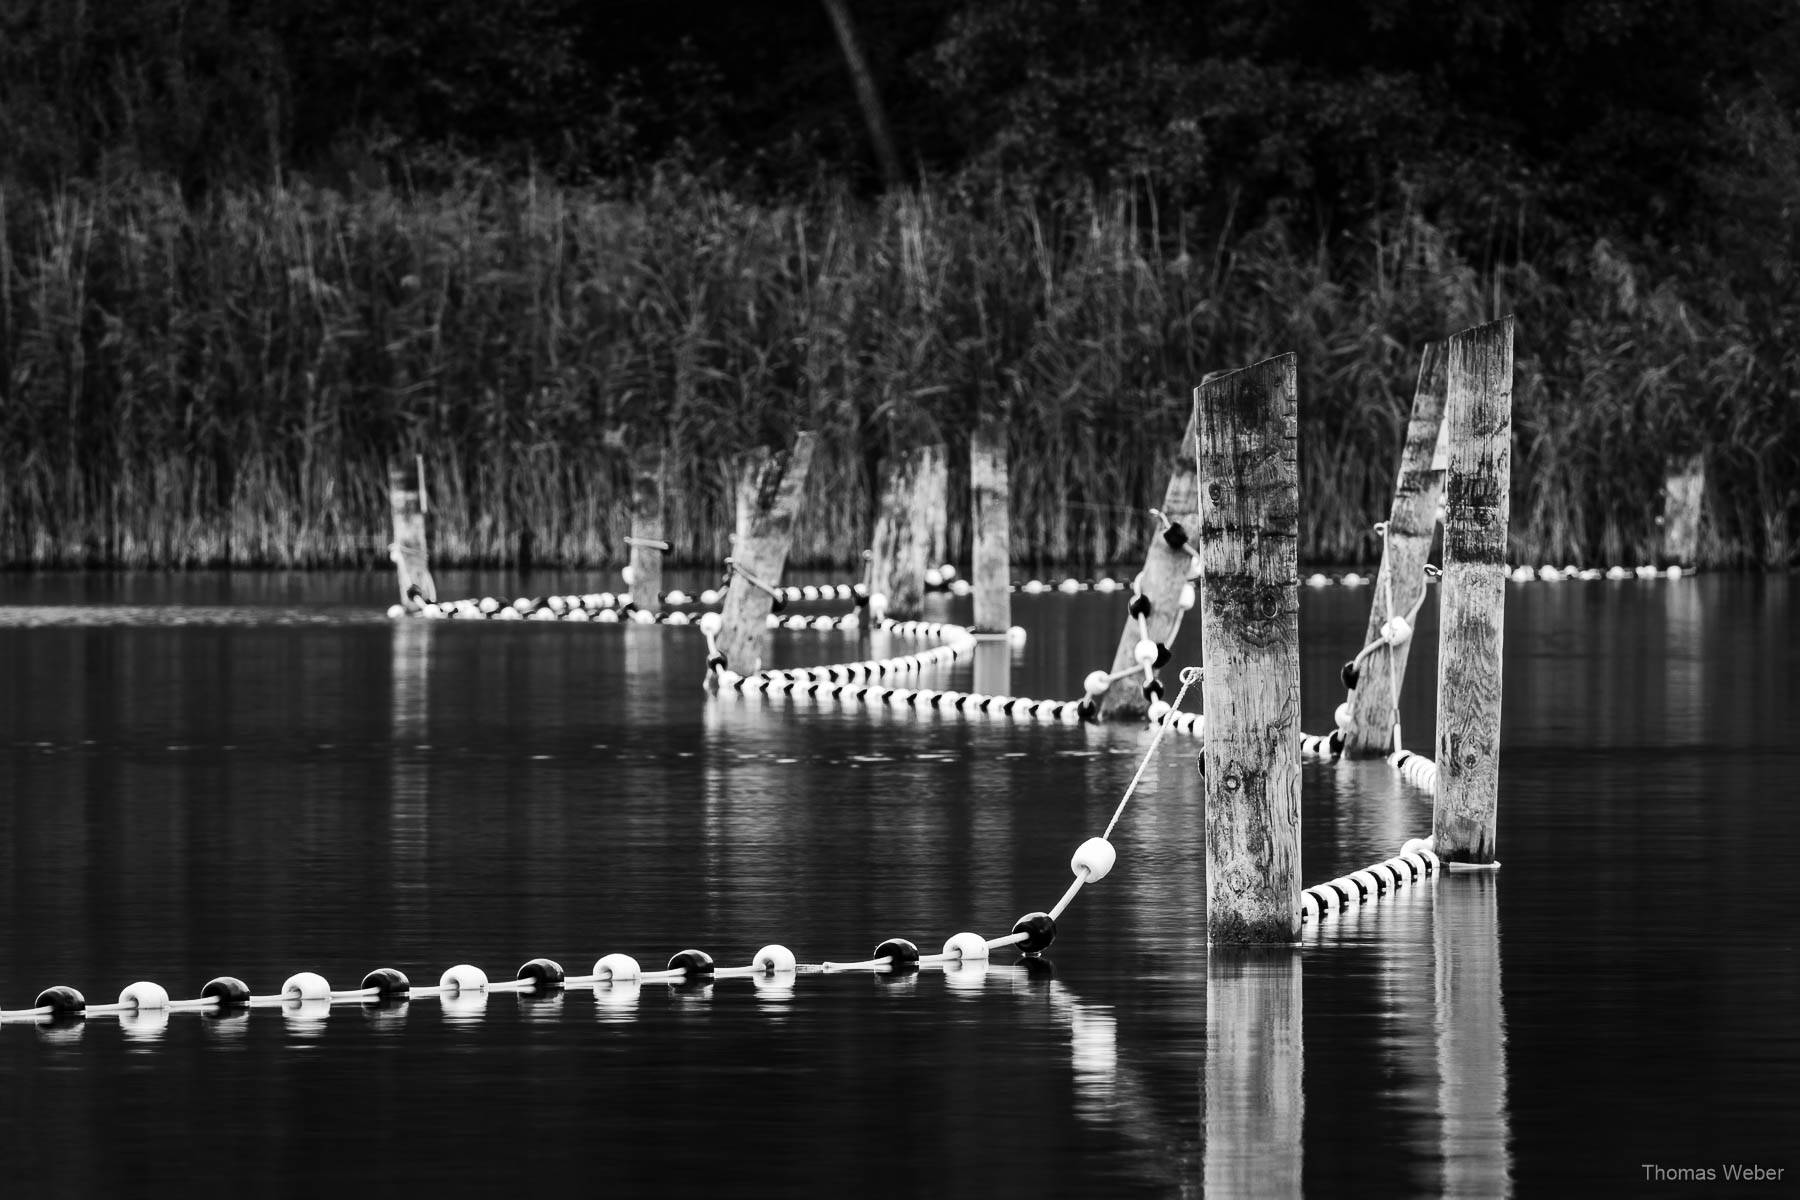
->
xmin=1 ymin=569 xmax=1795 ymax=1197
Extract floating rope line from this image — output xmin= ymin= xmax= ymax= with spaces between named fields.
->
xmin=393 ymin=564 xmax=1690 ymax=620
xmin=1300 ymin=841 xmax=1441 ymax=924
xmin=1102 ymin=668 xmax=1202 ymax=840
xmin=6 ymin=661 xmax=1214 ymax=1024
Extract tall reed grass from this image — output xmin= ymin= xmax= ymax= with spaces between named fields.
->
xmin=1 ymin=172 xmax=1793 ymax=569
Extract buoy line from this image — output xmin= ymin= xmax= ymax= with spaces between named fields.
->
xmin=4 ymin=678 xmax=1210 ymax=1026
xmin=704 ymin=614 xmax=1211 ymax=741
xmin=1300 ymin=840 xmax=1442 ymax=924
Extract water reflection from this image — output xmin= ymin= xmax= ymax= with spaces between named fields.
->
xmin=593 ymin=981 xmax=641 ymax=1022
xmin=1204 ymin=950 xmax=1305 ymax=1198
xmin=1436 ymin=874 xmax=1513 ymax=1197
xmin=283 ymin=998 xmax=332 ymax=1031
xmin=1067 ymin=1001 xmax=1118 ymax=1112
xmin=390 ymin=620 xmax=432 ymax=922
xmin=972 ymin=638 xmax=1011 ymax=698
xmin=119 ymin=1008 xmax=170 ymax=1041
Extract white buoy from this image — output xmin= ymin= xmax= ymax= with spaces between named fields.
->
xmin=439 ymin=964 xmax=489 ymax=994
xmin=282 ymin=972 xmax=332 ymax=1001
xmin=753 ymin=945 xmax=798 ymax=973
xmin=118 ymin=981 xmax=171 ymax=1010
xmin=594 ymin=954 xmax=641 ymax=982
xmin=941 ymin=932 xmax=990 ymax=962
xmin=1071 ymin=837 xmax=1117 ymax=882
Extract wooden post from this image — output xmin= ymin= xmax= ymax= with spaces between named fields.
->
xmin=627 ymin=449 xmax=668 ymax=611
xmin=1098 ymin=406 xmax=1200 ymax=720
xmin=1658 ymin=452 xmax=1705 ymax=567
xmin=1432 ymin=317 xmax=1512 ymax=867
xmin=1198 ymin=354 xmax=1302 ymax=944
xmin=717 ymin=433 xmax=817 ymax=678
xmin=1203 ymin=952 xmax=1304 ymax=1195
xmin=387 ymin=459 xmax=436 ymax=609
xmin=969 ymin=419 xmax=1011 ymax=635
xmin=868 ymin=443 xmax=945 ymax=621
xmin=1345 ymin=342 xmax=1449 ymax=757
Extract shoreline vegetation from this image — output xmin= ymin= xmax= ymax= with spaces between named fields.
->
xmin=2 ymin=171 xmax=1795 ymax=572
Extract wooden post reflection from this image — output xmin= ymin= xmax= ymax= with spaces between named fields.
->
xmin=390 ymin=619 xmax=432 ymax=906
xmin=972 ymin=637 xmax=1010 ymax=699
xmin=1204 ymin=950 xmax=1304 ymax=1197
xmin=1435 ymin=874 xmax=1514 ymax=1197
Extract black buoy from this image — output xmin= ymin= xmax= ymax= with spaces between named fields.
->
xmin=1010 ymin=912 xmax=1057 ymax=955
xmin=33 ymin=986 xmax=85 ymax=1015
xmin=516 ymin=958 xmax=566 ymax=990
xmin=874 ymin=939 xmax=921 ymax=972
xmin=201 ymin=977 xmax=252 ymax=1008
xmin=667 ymin=950 xmax=715 ymax=977
xmin=358 ymin=968 xmax=411 ymax=1000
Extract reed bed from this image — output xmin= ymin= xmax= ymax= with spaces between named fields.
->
xmin=1 ymin=174 xmax=1793 ymax=569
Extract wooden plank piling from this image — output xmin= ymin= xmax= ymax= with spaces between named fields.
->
xmin=716 ymin=433 xmax=818 ymax=678
xmin=868 ymin=443 xmax=946 ymax=621
xmin=1345 ymin=342 xmax=1449 ymax=757
xmin=627 ymin=449 xmax=668 ymax=611
xmin=1098 ymin=406 xmax=1200 ymax=720
xmin=1198 ymin=355 xmax=1302 ymax=944
xmin=1659 ymin=452 xmax=1705 ymax=567
xmin=969 ymin=420 xmax=1012 ymax=635
xmin=387 ymin=459 xmax=436 ymax=610
xmin=1432 ymin=317 xmax=1513 ymax=867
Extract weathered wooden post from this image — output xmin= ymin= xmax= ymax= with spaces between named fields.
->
xmin=1098 ymin=406 xmax=1199 ymax=720
xmin=625 ymin=449 xmax=669 ymax=611
xmin=387 ymin=457 xmax=436 ymax=610
xmin=868 ymin=443 xmax=946 ymax=621
xmin=1198 ymin=354 xmax=1302 ymax=944
xmin=1658 ymin=452 xmax=1705 ymax=567
xmin=969 ymin=419 xmax=1011 ymax=635
xmin=716 ymin=433 xmax=817 ymax=678
xmin=1432 ymin=316 xmax=1512 ymax=867
xmin=1344 ymin=342 xmax=1449 ymax=757
xmin=1203 ymin=952 xmax=1304 ymax=1195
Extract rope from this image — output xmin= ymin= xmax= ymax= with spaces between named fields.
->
xmin=725 ymin=558 xmax=783 ymax=601
xmin=1300 ymin=844 xmax=1442 ymax=924
xmin=1103 ymin=667 xmax=1202 ymax=840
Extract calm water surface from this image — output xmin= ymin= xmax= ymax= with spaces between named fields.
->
xmin=1 ymin=569 xmax=1795 ymax=1197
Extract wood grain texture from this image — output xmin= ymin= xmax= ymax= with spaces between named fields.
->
xmin=970 ymin=420 xmax=1012 ymax=634
xmin=868 ymin=443 xmax=946 ymax=621
xmin=717 ymin=432 xmax=817 ymax=676
xmin=1346 ymin=341 xmax=1448 ymax=757
xmin=627 ymin=448 xmax=667 ymax=610
xmin=387 ymin=460 xmax=436 ymax=607
xmin=1100 ymin=404 xmax=1200 ymax=720
xmin=1198 ymin=354 xmax=1302 ymax=943
xmin=1432 ymin=317 xmax=1512 ymax=865
xmin=1659 ymin=452 xmax=1705 ymax=566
